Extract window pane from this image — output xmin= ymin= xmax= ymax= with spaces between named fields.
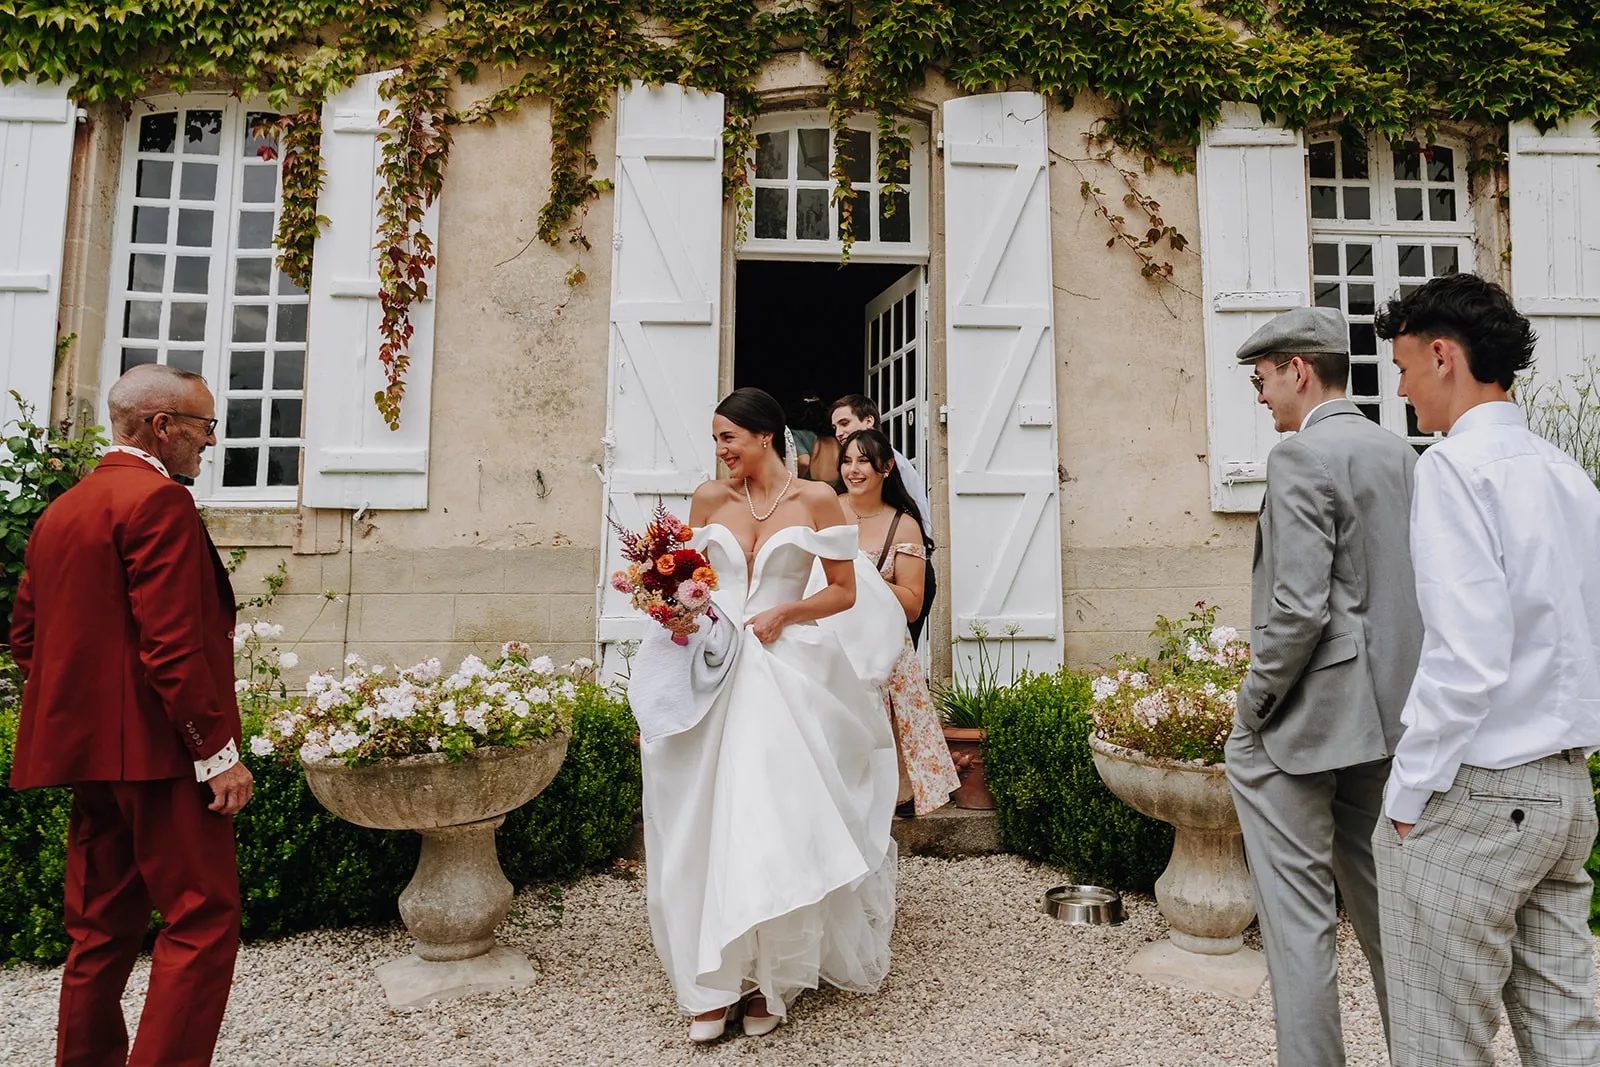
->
xmin=1351 ymin=363 xmax=1379 ymax=396
xmin=1397 ymin=245 xmax=1426 ymax=277
xmin=237 ymin=211 xmax=274 ymax=249
xmin=139 ymin=113 xmax=177 ymax=154
xmin=796 ymin=188 xmax=829 ymax=240
xmin=1432 ymin=246 xmax=1459 ymax=275
xmin=1359 ymin=403 xmax=1382 ymax=424
xmin=906 ymin=346 xmax=917 ymax=396
xmin=273 ymin=350 xmax=305 ymax=390
xmin=1428 ymin=147 xmax=1454 ymax=183
xmin=184 ymin=110 xmax=222 ymax=155
xmin=229 ymin=350 xmax=265 ymax=390
xmin=270 ymin=398 xmax=303 ymax=438
xmin=136 ymin=160 xmax=172 ymax=198
xmin=881 ymin=138 xmax=910 ymax=182
xmin=1342 ymin=138 xmax=1369 ymax=180
xmin=1429 ymin=189 xmax=1456 ymax=221
xmin=1393 ymin=147 xmax=1421 ymax=182
xmin=242 ymin=165 xmax=276 ymax=203
xmin=755 ymin=132 xmax=788 ymax=179
xmin=1395 ymin=188 xmax=1423 ymax=221
xmin=121 ymin=348 xmax=158 ymax=373
xmin=907 ymin=289 xmax=917 ymax=341
xmin=233 ymin=305 xmax=268 ymax=342
xmin=180 ymin=162 xmax=217 ymax=201
xmin=892 ymin=300 xmax=903 ymax=351
xmin=132 ymin=206 xmax=169 ymax=244
xmin=796 ymin=128 xmax=829 ymax=181
xmin=173 ymin=255 xmax=209 ymax=294
xmin=841 ymin=129 xmax=871 ymax=183
xmin=1349 ymin=322 xmax=1376 ymax=355
xmin=223 ymin=447 xmax=259 ymax=487
xmin=124 ymin=301 xmax=161 ymax=338
xmin=266 ymin=446 xmax=299 ymax=487
xmin=1406 ymin=405 xmax=1424 ymax=437
xmin=1310 ymin=186 xmax=1338 ymax=219
xmin=176 ymin=208 xmax=213 ymax=246
xmin=879 ymin=190 xmax=910 ymax=243
xmin=244 ymin=111 xmax=279 ymax=157
xmin=276 ymin=270 xmax=305 ymax=297
xmin=168 ymin=303 xmax=207 ymax=342
xmin=1347 ymin=284 xmax=1375 ymax=317
xmin=227 ymin=399 xmax=262 ymax=437
xmin=235 ymin=258 xmax=271 ymax=295
xmin=1343 ymin=186 xmax=1370 ymax=220
xmin=275 ymin=304 xmax=307 ymax=342
xmin=1314 ymin=282 xmax=1341 ymax=309
xmin=1308 ymin=141 xmax=1335 ymax=179
xmin=167 ymin=350 xmax=203 ymax=375
xmin=754 ymin=187 xmax=787 ymax=239
xmin=1345 ymin=243 xmax=1373 ymax=276
xmin=129 ymin=254 xmax=164 ymax=292
xmin=1312 ymin=243 xmax=1339 ymax=275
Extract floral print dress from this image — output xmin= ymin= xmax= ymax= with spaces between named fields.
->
xmin=877 ymin=542 xmax=960 ymax=815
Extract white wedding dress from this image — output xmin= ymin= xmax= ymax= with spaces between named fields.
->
xmin=639 ymin=522 xmax=904 ymax=1017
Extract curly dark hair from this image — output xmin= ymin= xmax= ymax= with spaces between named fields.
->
xmin=1372 ymin=273 xmax=1536 ymax=390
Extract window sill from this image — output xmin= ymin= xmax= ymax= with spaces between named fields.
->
xmin=195 ymin=505 xmax=300 ymax=549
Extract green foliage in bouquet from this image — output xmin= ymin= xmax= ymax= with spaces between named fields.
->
xmin=1088 ymin=603 xmax=1248 ymax=766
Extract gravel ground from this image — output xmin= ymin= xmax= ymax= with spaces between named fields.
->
xmin=0 ymin=853 xmax=1584 ymax=1065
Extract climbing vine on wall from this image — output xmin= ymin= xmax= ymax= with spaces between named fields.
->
xmin=5 ymin=0 xmax=1600 ymax=425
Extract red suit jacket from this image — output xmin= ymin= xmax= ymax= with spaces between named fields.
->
xmin=9 ymin=452 xmax=240 ymax=789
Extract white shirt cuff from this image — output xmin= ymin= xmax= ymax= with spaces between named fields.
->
xmin=194 ymin=739 xmax=240 ymax=782
xmin=1384 ymin=783 xmax=1433 ymax=824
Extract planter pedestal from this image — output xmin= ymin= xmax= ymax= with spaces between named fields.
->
xmin=1089 ymin=735 xmax=1267 ymax=1001
xmin=302 ymin=739 xmax=569 ymax=1010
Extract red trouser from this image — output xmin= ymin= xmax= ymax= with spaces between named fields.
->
xmin=57 ymin=778 xmax=240 ymax=1067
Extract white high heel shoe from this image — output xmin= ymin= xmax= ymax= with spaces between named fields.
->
xmin=740 ymin=994 xmax=781 ymax=1038
xmin=688 ymin=1002 xmax=739 ymax=1044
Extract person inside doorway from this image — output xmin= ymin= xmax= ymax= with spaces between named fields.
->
xmin=829 ymin=394 xmax=932 ymax=541
xmin=785 ymin=396 xmax=841 ymax=485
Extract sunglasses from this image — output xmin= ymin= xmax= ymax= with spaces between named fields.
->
xmin=1248 ymin=357 xmax=1299 ymax=394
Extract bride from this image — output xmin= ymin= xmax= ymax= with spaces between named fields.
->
xmin=636 ymin=387 xmax=903 ymax=1043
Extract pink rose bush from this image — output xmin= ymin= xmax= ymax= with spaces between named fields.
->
xmin=1089 ymin=602 xmax=1249 ymax=765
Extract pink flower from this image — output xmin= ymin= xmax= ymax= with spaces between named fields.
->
xmin=676 ymin=579 xmax=711 ymax=611
xmin=610 ymin=571 xmax=632 ymax=593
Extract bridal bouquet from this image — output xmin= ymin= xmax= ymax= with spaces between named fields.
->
xmin=609 ymin=501 xmax=719 ymax=645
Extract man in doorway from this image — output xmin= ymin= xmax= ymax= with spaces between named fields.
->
xmin=1374 ymin=273 xmax=1600 ymax=1067
xmin=10 ymin=363 xmax=251 ymax=1067
xmin=1228 ymin=306 xmax=1423 ymax=1067
xmin=830 ymin=393 xmax=933 ymax=541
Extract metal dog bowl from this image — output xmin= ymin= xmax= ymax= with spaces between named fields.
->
xmin=1041 ymin=884 xmax=1125 ymax=925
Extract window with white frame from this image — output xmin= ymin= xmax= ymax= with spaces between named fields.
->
xmin=1308 ymin=132 xmax=1474 ymax=450
xmin=105 ymin=98 xmax=307 ymax=501
xmin=742 ymin=113 xmax=929 ymax=261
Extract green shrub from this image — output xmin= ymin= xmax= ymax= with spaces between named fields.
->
xmin=983 ymin=669 xmax=1173 ymax=892
xmin=0 ymin=680 xmax=641 ymax=964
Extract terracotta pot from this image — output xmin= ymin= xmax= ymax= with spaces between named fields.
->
xmin=943 ymin=726 xmax=995 ymax=809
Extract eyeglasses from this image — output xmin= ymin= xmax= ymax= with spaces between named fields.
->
xmin=1248 ymin=357 xmax=1299 ymax=394
xmin=145 ymin=412 xmax=218 ymax=436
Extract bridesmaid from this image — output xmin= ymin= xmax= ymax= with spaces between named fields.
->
xmin=837 ymin=429 xmax=960 ymax=817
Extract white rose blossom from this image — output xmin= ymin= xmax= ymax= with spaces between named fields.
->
xmin=276 ymin=651 xmax=298 ymax=670
xmin=249 ymin=736 xmax=274 ymax=757
xmin=1091 ymin=675 xmax=1120 ymax=702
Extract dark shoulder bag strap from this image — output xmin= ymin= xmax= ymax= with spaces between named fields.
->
xmin=874 ymin=510 xmax=904 ymax=570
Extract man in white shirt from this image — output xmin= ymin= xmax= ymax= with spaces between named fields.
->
xmin=1374 ymin=272 xmax=1600 ymax=1067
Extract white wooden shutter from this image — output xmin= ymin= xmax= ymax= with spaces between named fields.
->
xmin=1196 ymin=104 xmax=1308 ymax=512
xmin=301 ymin=71 xmax=437 ymax=510
xmin=1509 ymin=117 xmax=1600 ymax=389
xmin=596 ymin=83 xmax=724 ymax=645
xmin=0 ymin=80 xmax=76 ymax=433
xmin=942 ymin=92 xmax=1064 ymax=677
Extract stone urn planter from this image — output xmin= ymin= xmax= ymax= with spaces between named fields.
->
xmin=1088 ymin=734 xmax=1266 ymax=1000
xmin=302 ymin=736 xmax=569 ymax=1009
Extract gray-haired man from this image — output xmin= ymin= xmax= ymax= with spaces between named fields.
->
xmin=1227 ymin=306 xmax=1424 ymax=1066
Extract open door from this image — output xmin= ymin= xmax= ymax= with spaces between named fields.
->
xmin=863 ymin=267 xmax=928 ymax=479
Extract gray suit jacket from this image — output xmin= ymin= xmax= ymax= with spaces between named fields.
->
xmin=1236 ymin=399 xmax=1423 ymax=775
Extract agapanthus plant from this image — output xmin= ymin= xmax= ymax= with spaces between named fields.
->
xmin=1089 ymin=602 xmax=1249 ymax=765
xmin=253 ymin=642 xmax=581 ymax=767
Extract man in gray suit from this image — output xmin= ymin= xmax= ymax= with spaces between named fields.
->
xmin=1226 ymin=307 xmax=1424 ymax=1067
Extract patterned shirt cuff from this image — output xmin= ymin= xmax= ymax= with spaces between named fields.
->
xmin=194 ymin=739 xmax=240 ymax=783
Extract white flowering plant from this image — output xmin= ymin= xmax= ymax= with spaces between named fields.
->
xmin=1089 ymin=602 xmax=1249 ymax=765
xmin=253 ymin=642 xmax=584 ymax=767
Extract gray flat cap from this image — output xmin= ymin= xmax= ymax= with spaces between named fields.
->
xmin=1235 ymin=306 xmax=1349 ymax=364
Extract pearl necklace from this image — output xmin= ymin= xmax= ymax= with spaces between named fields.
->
xmin=745 ymin=472 xmax=793 ymax=522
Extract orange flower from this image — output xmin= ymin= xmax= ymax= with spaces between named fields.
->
xmin=677 ymin=525 xmax=694 ymax=543
xmin=692 ymin=566 xmax=718 ymax=589
xmin=656 ymin=554 xmax=678 ymax=575
xmin=628 ymin=564 xmax=643 ymax=584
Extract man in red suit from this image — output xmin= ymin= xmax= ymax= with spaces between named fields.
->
xmin=10 ymin=363 xmax=253 ymax=1067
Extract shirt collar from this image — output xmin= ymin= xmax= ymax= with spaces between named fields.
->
xmin=105 ymin=445 xmax=172 ymax=479
xmin=1299 ymin=398 xmax=1345 ymax=432
xmin=1447 ymin=400 xmax=1525 ymax=438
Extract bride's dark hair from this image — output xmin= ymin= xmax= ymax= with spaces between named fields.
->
xmin=715 ymin=387 xmax=787 ymax=459
xmin=842 ymin=429 xmax=925 ymax=543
